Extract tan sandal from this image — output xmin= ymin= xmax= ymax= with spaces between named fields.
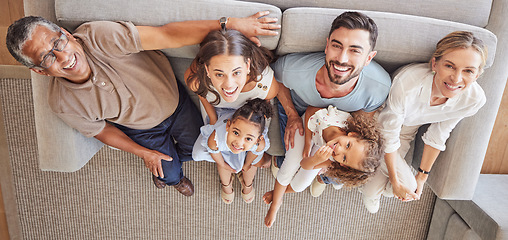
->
xmin=237 ymin=172 xmax=255 ymax=203
xmin=220 ymin=174 xmax=234 ymax=204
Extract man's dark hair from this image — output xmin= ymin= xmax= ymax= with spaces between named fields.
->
xmin=328 ymin=11 xmax=378 ymax=51
xmin=6 ymin=16 xmax=61 ymax=68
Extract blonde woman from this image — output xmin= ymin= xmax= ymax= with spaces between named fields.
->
xmin=361 ymin=31 xmax=488 ymax=213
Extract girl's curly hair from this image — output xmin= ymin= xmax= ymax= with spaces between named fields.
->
xmin=324 ymin=112 xmax=384 ymax=188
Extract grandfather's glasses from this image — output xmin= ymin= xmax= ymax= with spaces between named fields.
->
xmin=37 ymin=31 xmax=69 ymax=69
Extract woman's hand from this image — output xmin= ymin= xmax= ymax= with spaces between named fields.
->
xmin=392 ymin=181 xmax=418 ymax=202
xmin=414 ymin=172 xmax=429 ymax=199
xmin=229 ymin=11 xmax=281 ymax=47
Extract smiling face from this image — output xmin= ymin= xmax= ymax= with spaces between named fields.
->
xmin=325 ymin=132 xmax=366 ymax=171
xmin=206 ymin=54 xmax=251 ymax=103
xmin=324 ymin=27 xmax=376 ymax=85
xmin=431 ymin=47 xmax=482 ymax=99
xmin=23 ymin=25 xmax=91 ymax=83
xmin=225 ymin=117 xmax=261 ymax=154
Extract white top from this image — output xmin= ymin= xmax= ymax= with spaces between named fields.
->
xmin=378 ymin=63 xmax=486 ymax=153
xmin=308 ymin=105 xmax=350 ymax=148
xmin=205 ymin=66 xmax=274 ymax=109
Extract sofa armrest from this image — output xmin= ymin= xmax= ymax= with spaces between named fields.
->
xmin=24 ymin=0 xmax=104 ymax=171
xmin=412 ymin=116 xmax=489 ymax=200
xmin=428 ymin=174 xmax=508 ymax=240
xmin=31 ymin=74 xmax=104 ymax=172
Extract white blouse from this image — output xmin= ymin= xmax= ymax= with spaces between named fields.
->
xmin=378 ymin=63 xmax=486 ymax=153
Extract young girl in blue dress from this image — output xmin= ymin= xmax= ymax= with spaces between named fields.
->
xmin=193 ymin=98 xmax=273 ymax=204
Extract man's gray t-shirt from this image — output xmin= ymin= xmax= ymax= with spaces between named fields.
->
xmin=271 ymin=52 xmax=391 ymax=113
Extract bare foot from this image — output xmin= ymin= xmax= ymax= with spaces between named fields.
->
xmin=264 ymin=205 xmax=278 ymax=228
xmin=263 ymin=190 xmax=274 ymax=204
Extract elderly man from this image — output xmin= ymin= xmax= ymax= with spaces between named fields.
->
xmin=6 ymin=12 xmax=279 ymax=196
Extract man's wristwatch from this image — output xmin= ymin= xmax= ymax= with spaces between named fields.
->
xmin=219 ymin=17 xmax=229 ymax=30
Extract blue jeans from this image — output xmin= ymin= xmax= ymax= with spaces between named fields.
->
xmin=113 ymin=82 xmax=203 ymax=186
xmin=275 ymin=98 xmax=305 ymax=168
xmin=319 ymin=174 xmax=336 ymax=185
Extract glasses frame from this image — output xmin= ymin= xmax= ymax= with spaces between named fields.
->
xmin=36 ymin=30 xmax=69 ymax=69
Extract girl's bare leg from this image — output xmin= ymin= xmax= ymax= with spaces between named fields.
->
xmin=264 ymin=180 xmax=293 ymax=228
xmin=217 ymin=165 xmax=233 ymax=194
xmin=241 ymin=165 xmax=258 ymax=194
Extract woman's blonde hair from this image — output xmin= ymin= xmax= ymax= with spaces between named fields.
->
xmin=430 ymin=31 xmax=488 ymax=72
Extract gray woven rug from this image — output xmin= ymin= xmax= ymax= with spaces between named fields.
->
xmin=0 ymin=78 xmax=436 ymax=240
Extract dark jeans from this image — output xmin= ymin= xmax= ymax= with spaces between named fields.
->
xmin=113 ymin=81 xmax=203 ymax=186
xmin=319 ymin=174 xmax=335 ymax=184
xmin=275 ymin=98 xmax=305 ymax=168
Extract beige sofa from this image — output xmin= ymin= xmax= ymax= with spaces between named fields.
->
xmin=25 ymin=0 xmax=506 ymax=201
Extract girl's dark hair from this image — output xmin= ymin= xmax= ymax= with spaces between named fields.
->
xmin=324 ymin=112 xmax=384 ymax=188
xmin=231 ymin=98 xmax=273 ymax=134
xmin=186 ymin=29 xmax=273 ymax=105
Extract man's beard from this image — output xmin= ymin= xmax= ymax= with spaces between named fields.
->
xmin=325 ymin=61 xmax=362 ymax=85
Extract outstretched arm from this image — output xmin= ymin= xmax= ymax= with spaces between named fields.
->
xmin=137 ymin=11 xmax=280 ymax=50
xmin=94 ymin=122 xmax=171 ymax=178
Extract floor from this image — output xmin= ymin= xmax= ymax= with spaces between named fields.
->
xmin=0 ymin=89 xmax=10 ymax=239
xmin=1 ymin=0 xmax=23 ymax=236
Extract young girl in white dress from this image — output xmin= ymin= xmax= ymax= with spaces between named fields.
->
xmin=263 ymin=105 xmax=384 ymax=227
xmin=193 ymin=98 xmax=273 ymax=204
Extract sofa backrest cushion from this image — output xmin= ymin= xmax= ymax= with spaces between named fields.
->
xmin=277 ymin=8 xmax=497 ymax=73
xmin=54 ymin=0 xmax=282 ymax=58
xmin=240 ymin=0 xmax=492 ymax=27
